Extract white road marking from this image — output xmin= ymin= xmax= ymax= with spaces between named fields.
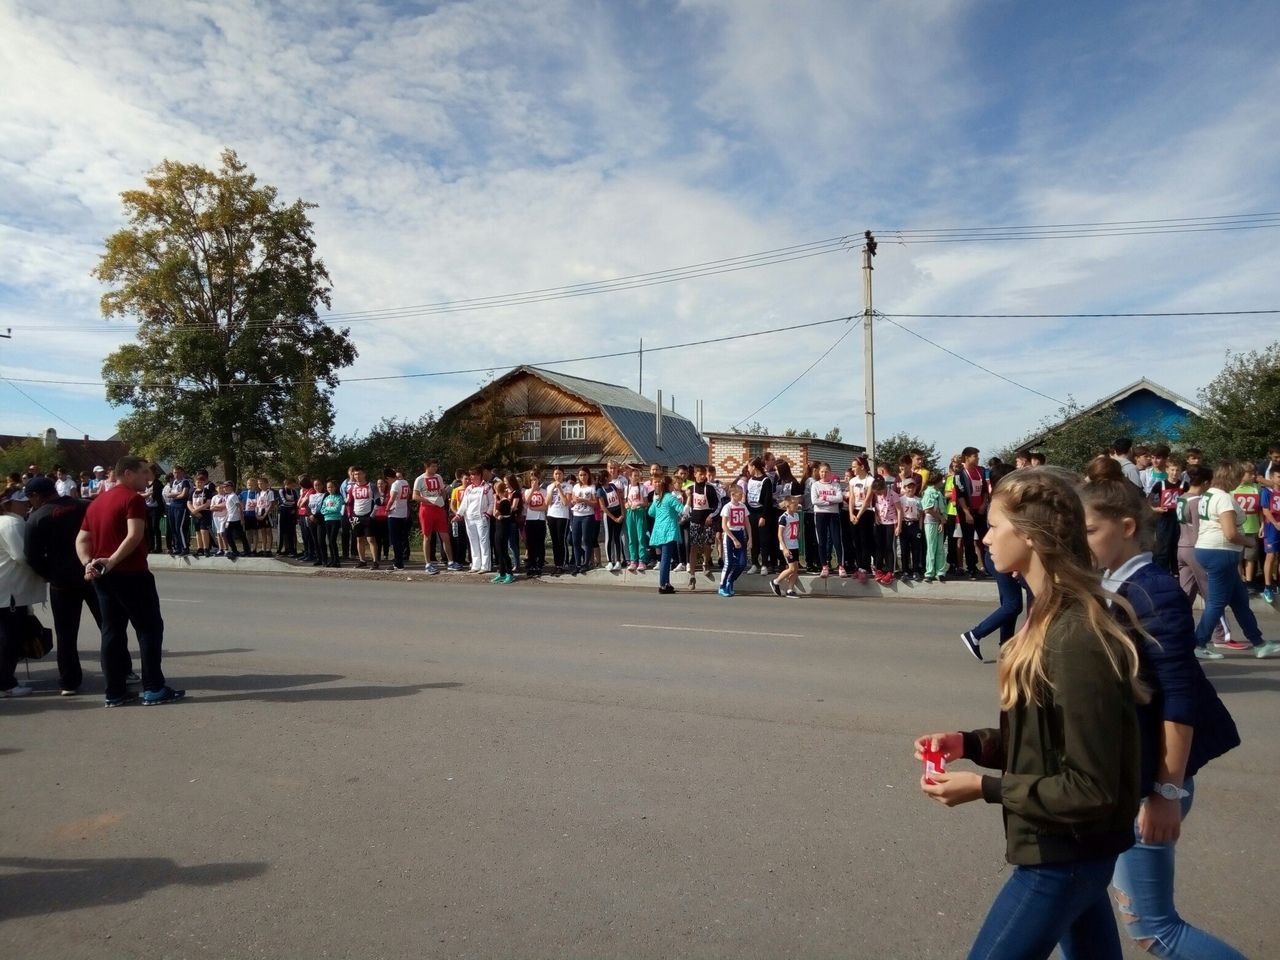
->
xmin=160 ymin=598 xmax=203 ymax=603
xmin=620 ymin=623 xmax=803 ymax=639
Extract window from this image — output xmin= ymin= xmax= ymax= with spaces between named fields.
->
xmin=520 ymin=420 xmax=541 ymax=443
xmin=748 ymin=441 xmax=765 ymax=458
xmin=560 ymin=418 xmax=586 ymax=441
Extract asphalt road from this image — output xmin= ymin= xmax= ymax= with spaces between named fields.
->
xmin=2 ymin=571 xmax=1277 ymax=959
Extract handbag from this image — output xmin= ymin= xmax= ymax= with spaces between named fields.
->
xmin=22 ymin=611 xmax=53 ymax=660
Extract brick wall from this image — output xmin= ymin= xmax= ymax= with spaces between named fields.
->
xmin=708 ymin=437 xmax=808 ymax=479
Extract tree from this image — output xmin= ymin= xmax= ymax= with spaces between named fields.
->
xmin=823 ymin=426 xmax=842 ymax=443
xmin=0 ymin=437 xmax=53 ymax=479
xmin=1180 ymin=341 xmax=1280 ymax=461
xmin=875 ymin=432 xmax=940 ymax=473
xmin=318 ymin=412 xmax=443 ymax=481
xmin=94 ymin=149 xmax=356 ymax=483
xmin=729 ymin=421 xmax=769 ymax=435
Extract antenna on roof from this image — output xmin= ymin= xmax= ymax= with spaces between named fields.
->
xmin=656 ymin=389 xmax=663 ymax=450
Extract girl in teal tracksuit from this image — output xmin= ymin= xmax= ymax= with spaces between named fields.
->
xmin=624 ymin=467 xmax=649 ymax=570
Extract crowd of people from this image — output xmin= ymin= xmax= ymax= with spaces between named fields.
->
xmin=3 ymin=442 xmax=1278 ymax=958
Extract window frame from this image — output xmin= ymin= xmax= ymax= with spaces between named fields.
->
xmin=520 ymin=420 xmax=541 ymax=443
xmin=560 ymin=417 xmax=586 ymax=441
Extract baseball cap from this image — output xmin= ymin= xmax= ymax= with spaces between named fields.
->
xmin=93 ymin=465 xmax=105 ymax=472
xmin=24 ymin=476 xmax=56 ymax=498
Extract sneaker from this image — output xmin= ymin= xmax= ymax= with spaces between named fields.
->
xmin=628 ymin=562 xmax=638 ymax=571
xmin=60 ymin=688 xmax=77 ymax=697
xmin=718 ymin=587 xmax=730 ymax=597
xmin=425 ymin=563 xmax=439 ymax=575
xmin=1219 ymin=640 xmax=1252 ymax=651
xmin=747 ymin=565 xmax=760 ymax=575
xmin=371 ymin=562 xmax=380 ymax=570
xmin=355 ymin=560 xmax=367 ymax=569
xmin=785 ymin=589 xmax=798 ymax=598
xmin=1194 ymin=646 xmax=1225 ymax=661
xmin=2 ymin=685 xmax=32 ymax=698
xmin=969 ymin=570 xmax=980 ymax=581
xmin=961 ymin=631 xmax=982 ymax=662
xmin=856 ymin=569 xmax=867 ymax=583
xmin=501 ymin=574 xmax=515 ymax=584
xmin=638 ymin=562 xmax=647 ymax=572
xmin=658 ymin=584 xmax=675 ymax=595
xmin=104 ymin=693 xmax=136 ymax=707
xmin=1255 ymin=641 xmax=1280 ymax=659
xmin=491 ymin=574 xmax=504 ymax=583
xmin=142 ymin=686 xmax=186 ymax=706
xmin=1263 ymin=587 xmax=1276 ymax=604
xmin=447 ymin=562 xmax=463 ymax=571
xmin=924 ymin=577 xmax=935 ymax=584
xmin=837 ymin=565 xmax=848 ymax=578
xmin=127 ymin=672 xmax=141 ymax=684
xmin=820 ymin=565 xmax=830 ymax=579
xmin=769 ymin=581 xmax=782 ymax=598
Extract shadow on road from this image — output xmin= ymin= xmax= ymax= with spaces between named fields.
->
xmin=179 ymin=673 xmax=345 ymax=692
xmin=191 ymin=680 xmax=463 ymax=704
xmin=163 ymin=647 xmax=255 ymax=658
xmin=1201 ymin=661 xmax=1280 ymax=694
xmin=0 ymin=856 xmax=267 ymax=921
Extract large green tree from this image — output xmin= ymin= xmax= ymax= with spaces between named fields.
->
xmin=875 ymin=431 xmax=940 ymax=474
xmin=94 ymin=149 xmax=356 ymax=482
xmin=1180 ymin=341 xmax=1280 ymax=461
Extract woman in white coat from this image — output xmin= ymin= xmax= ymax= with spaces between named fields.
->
xmin=1 ymin=488 xmax=48 ymax=697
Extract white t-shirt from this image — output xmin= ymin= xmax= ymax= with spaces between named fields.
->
xmin=458 ymin=483 xmax=494 ymax=521
xmin=848 ymin=476 xmax=872 ymax=511
xmin=720 ymin=501 xmax=749 ymax=532
xmin=256 ymin=488 xmax=277 ymax=518
xmin=387 ymin=478 xmax=410 ymax=519
xmin=56 ymin=478 xmax=78 ymax=497
xmin=545 ymin=482 xmax=573 ymax=519
xmin=414 ymin=472 xmax=446 ymax=508
xmin=811 ymin=479 xmax=842 ymax=514
xmin=524 ymin=486 xmax=547 ymax=521
xmin=1196 ymin=488 xmax=1244 ymax=552
xmin=899 ymin=495 xmax=921 ymax=522
xmin=224 ymin=494 xmax=243 ymax=523
xmin=571 ymin=483 xmax=598 ymax=517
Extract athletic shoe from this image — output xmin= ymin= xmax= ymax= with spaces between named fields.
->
xmin=938 ymin=575 xmax=947 ymax=583
xmin=969 ymin=570 xmax=979 ymax=581
xmin=447 ymin=562 xmax=463 ymax=571
xmin=856 ymin=569 xmax=867 ymax=583
xmin=837 ymin=565 xmax=848 ymax=578
xmin=961 ymin=631 xmax=982 ymax=662
xmin=1263 ymin=587 xmax=1276 ymax=604
xmin=747 ymin=565 xmax=759 ymax=575
xmin=1193 ymin=646 xmax=1225 ymax=661
xmin=638 ymin=562 xmax=647 ymax=572
xmin=820 ymin=565 xmax=830 ymax=579
xmin=355 ymin=560 xmax=367 ymax=569
xmin=1220 ymin=640 xmax=1252 ymax=651
xmin=658 ymin=584 xmax=675 ymax=595
xmin=371 ymin=562 xmax=380 ymax=571
xmin=60 ymin=688 xmax=77 ymax=697
xmin=425 ymin=563 xmax=438 ymax=575
xmin=628 ymin=562 xmax=638 ymax=571
xmin=785 ymin=589 xmax=798 ymax=598
xmin=502 ymin=574 xmax=515 ymax=584
xmin=104 ymin=693 xmax=136 ymax=707
xmin=491 ymin=574 xmax=504 ymax=583
xmin=1254 ymin=641 xmax=1280 ymax=659
xmin=2 ymin=685 xmax=32 ymax=698
xmin=718 ymin=587 xmax=730 ymax=597
xmin=769 ymin=581 xmax=782 ymax=598
xmin=689 ymin=577 xmax=696 ymax=591
xmin=924 ymin=577 xmax=935 ymax=584
xmin=127 ymin=672 xmax=141 ymax=684
xmin=142 ymin=686 xmax=186 ymax=706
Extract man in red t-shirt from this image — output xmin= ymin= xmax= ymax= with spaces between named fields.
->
xmin=77 ymin=456 xmax=184 ymax=707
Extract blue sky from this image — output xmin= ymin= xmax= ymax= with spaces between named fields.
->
xmin=2 ymin=0 xmax=1278 ymax=457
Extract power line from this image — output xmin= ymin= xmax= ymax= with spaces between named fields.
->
xmin=731 ymin=321 xmax=858 ymax=430
xmin=879 ymin=309 xmax=1280 ymax=319
xmin=880 ymin=211 xmax=1280 ymax=234
xmin=0 ymin=314 xmax=859 ymax=389
xmin=874 ymin=312 xmax=1065 ymax=405
xmin=2 ymin=377 xmax=87 ymax=435
xmin=885 ymin=222 xmax=1280 ymax=244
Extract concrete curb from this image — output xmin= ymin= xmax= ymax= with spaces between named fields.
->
xmin=150 ymin=554 xmax=1280 ymax=614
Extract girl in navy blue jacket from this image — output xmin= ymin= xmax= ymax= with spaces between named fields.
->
xmin=1081 ymin=462 xmax=1245 ymax=959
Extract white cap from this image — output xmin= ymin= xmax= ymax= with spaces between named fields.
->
xmin=93 ymin=465 xmax=105 ymax=472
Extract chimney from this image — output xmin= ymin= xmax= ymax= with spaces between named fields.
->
xmin=84 ymin=434 xmax=90 ymax=442
xmin=43 ymin=427 xmax=57 ymax=449
xmin=655 ymin=389 xmax=663 ymax=450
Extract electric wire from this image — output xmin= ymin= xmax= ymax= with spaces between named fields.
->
xmin=731 ymin=320 xmax=858 ymax=430
xmin=2 ymin=377 xmax=87 ymax=435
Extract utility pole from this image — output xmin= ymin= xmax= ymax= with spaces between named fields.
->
xmin=862 ymin=230 xmax=877 ymax=469
xmin=638 ymin=337 xmax=643 ymax=396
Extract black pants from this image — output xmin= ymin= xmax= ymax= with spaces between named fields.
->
xmin=147 ymin=505 xmax=165 ymax=553
xmin=51 ymin=580 xmax=107 ymax=692
xmin=93 ymin=570 xmax=165 ymax=699
xmin=387 ymin=516 xmax=409 ymax=569
xmin=309 ymin=518 xmax=326 ymax=564
xmin=853 ymin=511 xmax=876 ymax=572
xmin=944 ymin=516 xmax=959 ymax=569
xmin=374 ymin=517 xmax=390 ymax=560
xmin=748 ymin=508 xmax=767 ymax=568
xmin=166 ymin=504 xmax=189 ymax=554
xmin=496 ymin=517 xmax=513 ymax=575
xmin=960 ymin=511 xmax=989 ymax=573
xmin=325 ymin=519 xmax=342 ymax=565
xmin=605 ymin=514 xmax=625 ymax=563
xmin=1154 ymin=514 xmax=1179 ymax=575
xmin=900 ymin=521 xmax=923 ymax=576
xmin=875 ymin=524 xmax=897 ymax=574
xmin=224 ymin=520 xmax=251 ymax=555
xmin=525 ymin=518 xmax=546 ymax=573
xmin=0 ymin=607 xmax=28 ymax=691
xmin=341 ymin=520 xmax=353 ymax=558
xmin=803 ymin=511 xmax=819 ymax=569
xmin=278 ymin=513 xmax=298 ymax=556
xmin=450 ymin=517 xmax=469 ymax=566
xmin=839 ymin=511 xmax=855 ymax=570
xmin=548 ymin=517 xmax=569 ymax=568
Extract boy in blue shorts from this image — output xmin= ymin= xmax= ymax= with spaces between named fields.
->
xmin=1262 ymin=471 xmax=1280 ymax=604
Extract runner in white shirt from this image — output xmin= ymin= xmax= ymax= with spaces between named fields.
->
xmin=412 ymin=459 xmax=457 ymax=573
xmin=523 ymin=469 xmax=548 ymax=576
xmin=385 ymin=468 xmax=411 ymax=570
xmin=254 ymin=476 xmax=277 ymax=556
xmin=345 ymin=468 xmax=378 ymax=568
xmin=544 ymin=467 xmax=573 ymax=573
xmin=458 ymin=466 xmax=495 ymax=572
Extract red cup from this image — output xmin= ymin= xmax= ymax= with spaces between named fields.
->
xmin=923 ymin=747 xmax=945 ymax=785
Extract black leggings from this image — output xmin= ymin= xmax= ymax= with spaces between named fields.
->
xmin=496 ymin=518 xmax=513 ymax=575
xmin=875 ymin=524 xmax=896 ymax=574
xmin=548 ymin=516 xmax=569 ymax=568
xmin=853 ymin=511 xmax=876 ymax=572
xmin=325 ymin=519 xmax=342 ymax=565
xmin=525 ymin=518 xmax=546 ymax=572
xmin=605 ymin=514 xmax=625 ymax=563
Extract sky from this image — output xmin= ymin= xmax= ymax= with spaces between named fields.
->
xmin=2 ymin=0 xmax=1279 ymax=459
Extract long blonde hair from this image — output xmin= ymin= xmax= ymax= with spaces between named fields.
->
xmin=993 ymin=467 xmax=1149 ymax=710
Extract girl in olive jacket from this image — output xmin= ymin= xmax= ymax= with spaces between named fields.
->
xmin=915 ymin=467 xmax=1148 ymax=960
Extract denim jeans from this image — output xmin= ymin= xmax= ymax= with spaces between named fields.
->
xmin=570 ymin=515 xmax=593 ymax=570
xmin=94 ymin=570 xmax=166 ymax=699
xmin=815 ymin=511 xmax=842 ymax=568
xmin=657 ymin=541 xmax=675 ymax=587
xmin=968 ymin=854 xmax=1121 ymax=960
xmin=1111 ymin=779 xmax=1246 ymax=959
xmin=971 ymin=553 xmax=1024 ymax=643
xmin=1193 ymin=547 xmax=1263 ymax=647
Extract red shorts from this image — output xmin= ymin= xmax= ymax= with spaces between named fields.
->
xmin=419 ymin=503 xmax=449 ymax=537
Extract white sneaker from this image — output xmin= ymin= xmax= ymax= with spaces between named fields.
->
xmin=748 ymin=565 xmax=760 ymax=575
xmin=2 ymin=685 xmax=33 ymax=698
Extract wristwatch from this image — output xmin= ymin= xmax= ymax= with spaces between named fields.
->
xmin=1153 ymin=782 xmax=1189 ymax=801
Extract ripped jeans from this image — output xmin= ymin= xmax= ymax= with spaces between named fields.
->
xmin=1110 ymin=778 xmax=1246 ymax=959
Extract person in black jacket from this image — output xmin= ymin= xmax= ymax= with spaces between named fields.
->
xmin=23 ymin=477 xmax=132 ymax=696
xmin=1081 ymin=469 xmax=1246 ymax=958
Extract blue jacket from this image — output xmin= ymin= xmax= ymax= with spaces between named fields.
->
xmin=1118 ymin=562 xmax=1240 ymax=792
xmin=647 ymin=492 xmax=683 ymax=546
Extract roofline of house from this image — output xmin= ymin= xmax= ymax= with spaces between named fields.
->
xmin=1017 ymin=376 xmax=1202 ymax=448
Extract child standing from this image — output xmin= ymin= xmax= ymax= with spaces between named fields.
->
xmin=624 ymin=468 xmax=648 ymax=571
xmin=1261 ymin=471 xmax=1280 ymax=604
xmin=685 ymin=465 xmax=720 ymax=587
xmin=810 ymin=463 xmax=844 ymax=578
xmin=870 ymin=477 xmax=900 ymax=585
xmin=718 ymin=484 xmax=751 ymax=597
xmin=523 ymin=471 xmax=547 ymax=578
xmin=770 ymin=496 xmax=802 ymax=598
xmin=921 ymin=473 xmax=947 ymax=583
xmin=1231 ymin=465 xmax=1262 ymax=588
xmin=898 ymin=477 xmax=924 ymax=580
xmin=491 ymin=480 xmax=514 ymax=584
xmin=223 ymin=480 xmax=252 ymax=558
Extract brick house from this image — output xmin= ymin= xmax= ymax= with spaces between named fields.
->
xmin=443 ymin=366 xmax=708 ymax=470
xmin=0 ymin=428 xmax=130 ymax=478
xmin=705 ymin=431 xmax=866 ymax=479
